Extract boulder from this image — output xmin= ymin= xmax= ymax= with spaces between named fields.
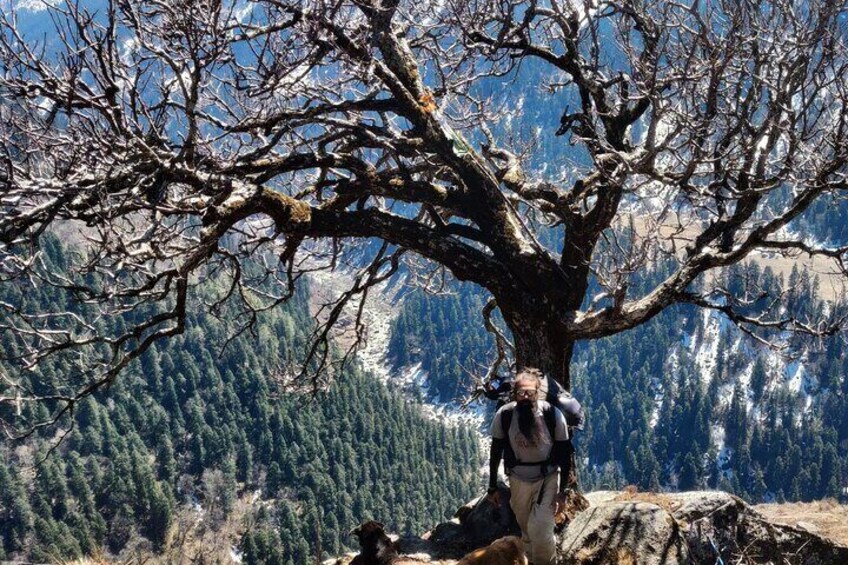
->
xmin=644 ymin=490 xmax=746 ymax=563
xmin=578 ymin=490 xmax=848 ymax=565
xmin=582 ymin=491 xmax=619 ymax=506
xmin=396 ymin=533 xmax=444 ymax=558
xmin=558 ymin=501 xmax=689 ymax=565
xmin=663 ymin=490 xmax=744 ymax=524
xmin=423 ymin=486 xmax=521 ymax=559
xmin=796 ymin=521 xmax=820 ymax=534
xmin=423 ymin=519 xmax=470 ymax=559
xmin=456 ymin=488 xmax=522 ymax=547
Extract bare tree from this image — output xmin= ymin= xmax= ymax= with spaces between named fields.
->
xmin=1 ymin=0 xmax=848 ymax=439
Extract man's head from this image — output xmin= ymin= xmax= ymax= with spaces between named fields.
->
xmin=514 ymin=368 xmax=543 ymax=401
xmin=514 ymin=368 xmax=543 ymax=442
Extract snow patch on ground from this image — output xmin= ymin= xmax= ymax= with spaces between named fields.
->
xmin=16 ymin=0 xmax=60 ymax=13
xmin=717 ymin=444 xmax=734 ymax=481
xmin=650 ymin=348 xmax=679 ymax=428
xmin=308 ymin=269 xmax=488 ymax=440
xmin=785 ymin=359 xmax=804 ymax=393
xmin=690 ymin=309 xmax=723 ymax=388
xmin=685 ymin=296 xmax=822 ymax=474
xmin=785 ymin=358 xmax=816 ymax=411
xmin=712 ymin=420 xmax=733 ymax=482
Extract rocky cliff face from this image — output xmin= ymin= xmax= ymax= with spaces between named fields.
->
xmin=330 ymin=490 xmax=848 ymax=564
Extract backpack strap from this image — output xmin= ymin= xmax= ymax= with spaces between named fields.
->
xmin=539 ymin=404 xmax=557 ymax=479
xmin=500 ymin=407 xmax=517 ymax=469
xmin=542 ymin=404 xmax=556 ymax=441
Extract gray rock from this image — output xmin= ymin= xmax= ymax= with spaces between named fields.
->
xmin=565 ymin=490 xmax=848 ymax=565
xmin=393 ymin=490 xmax=848 ymax=565
xmin=396 ymin=534 xmax=443 ymax=558
xmin=456 ymin=487 xmax=521 ymax=548
xmin=660 ymin=490 xmax=747 ymax=563
xmin=581 ymin=490 xmax=619 ymax=507
xmin=796 ymin=521 xmax=820 ymax=534
xmin=424 ymin=520 xmax=469 ymax=559
xmin=559 ymin=501 xmax=690 ymax=565
xmin=663 ymin=490 xmax=745 ymax=524
xmin=648 ymin=490 xmax=848 ymax=564
xmin=423 ymin=486 xmax=521 ymax=559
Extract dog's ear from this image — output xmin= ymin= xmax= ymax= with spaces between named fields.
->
xmin=349 ymin=520 xmax=386 ymax=538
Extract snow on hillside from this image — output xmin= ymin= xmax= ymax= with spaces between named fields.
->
xmin=16 ymin=0 xmax=60 ymax=12
xmin=676 ymin=299 xmax=818 ymax=481
xmin=308 ymin=269 xmax=488 ymax=435
xmin=691 ymin=309 xmax=724 ymax=388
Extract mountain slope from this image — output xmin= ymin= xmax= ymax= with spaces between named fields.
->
xmin=0 ymin=236 xmax=481 ymax=563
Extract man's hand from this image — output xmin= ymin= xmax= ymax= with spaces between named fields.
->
xmin=552 ymin=490 xmax=570 ymax=515
xmin=487 ymin=489 xmax=502 ymax=507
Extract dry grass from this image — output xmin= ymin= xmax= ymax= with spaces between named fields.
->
xmin=55 ymin=556 xmax=144 ymax=565
xmin=754 ymin=499 xmax=848 ymax=547
xmin=738 ymin=250 xmax=848 ymax=302
xmin=573 ymin=544 xmax=637 ymax=565
xmin=555 ymin=489 xmax=591 ymax=527
xmin=625 ymin=214 xmax=848 ymax=302
xmin=53 ymin=546 xmax=145 ymax=565
xmin=613 ymin=548 xmax=637 ymax=565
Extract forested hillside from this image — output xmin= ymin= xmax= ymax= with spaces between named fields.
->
xmin=388 ymin=262 xmax=848 ymax=503
xmin=0 ymin=236 xmax=481 ymax=563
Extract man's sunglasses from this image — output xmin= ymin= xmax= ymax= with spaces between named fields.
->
xmin=514 ymin=389 xmax=538 ymax=399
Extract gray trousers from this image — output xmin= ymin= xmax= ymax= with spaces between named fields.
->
xmin=509 ymin=472 xmax=558 ymax=565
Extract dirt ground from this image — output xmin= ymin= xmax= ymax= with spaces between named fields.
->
xmin=754 ymin=499 xmax=848 ymax=546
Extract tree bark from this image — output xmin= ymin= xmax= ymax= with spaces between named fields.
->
xmin=502 ymin=309 xmax=574 ymax=392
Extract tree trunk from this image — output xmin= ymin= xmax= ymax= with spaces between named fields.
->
xmin=504 ymin=311 xmax=574 ymax=392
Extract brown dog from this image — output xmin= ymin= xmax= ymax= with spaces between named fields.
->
xmin=457 ymin=536 xmax=527 ymax=565
xmin=347 ymin=521 xmax=526 ymax=565
xmin=347 ymin=521 xmax=448 ymax=564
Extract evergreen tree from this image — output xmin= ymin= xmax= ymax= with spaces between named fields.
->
xmin=750 ymin=357 xmax=768 ymax=402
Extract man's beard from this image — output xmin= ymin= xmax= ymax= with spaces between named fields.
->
xmin=516 ymin=399 xmax=540 ymax=442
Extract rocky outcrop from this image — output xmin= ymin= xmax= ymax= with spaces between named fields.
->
xmin=559 ymin=500 xmax=688 ymax=564
xmin=331 ymin=490 xmax=848 ymax=564
xmin=566 ymin=490 xmax=848 ymax=564
xmin=411 ymin=486 xmax=520 ymax=559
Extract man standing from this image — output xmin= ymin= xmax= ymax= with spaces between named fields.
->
xmin=487 ymin=368 xmax=572 ymax=565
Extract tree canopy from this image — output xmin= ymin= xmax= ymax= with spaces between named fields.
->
xmin=2 ymin=0 xmax=848 ymax=432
